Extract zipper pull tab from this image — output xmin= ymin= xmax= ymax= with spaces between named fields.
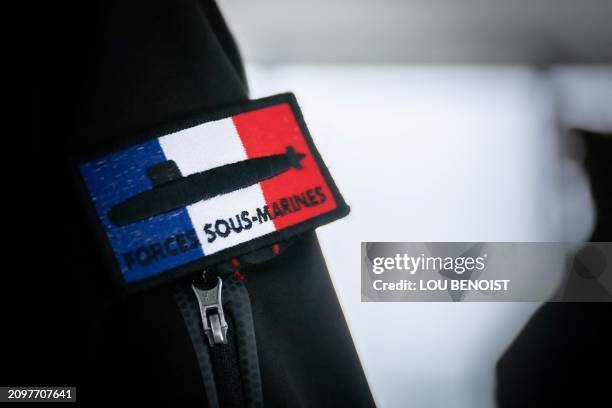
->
xmin=192 ymin=275 xmax=228 ymax=346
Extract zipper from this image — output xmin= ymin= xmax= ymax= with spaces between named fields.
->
xmin=192 ymin=270 xmax=245 ymax=408
xmin=176 ymin=269 xmax=263 ymax=407
xmin=175 ymin=243 xmax=291 ymax=406
xmin=192 ymin=273 xmax=228 ymax=346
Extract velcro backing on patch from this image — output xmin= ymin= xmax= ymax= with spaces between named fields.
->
xmin=77 ymin=93 xmax=348 ymax=290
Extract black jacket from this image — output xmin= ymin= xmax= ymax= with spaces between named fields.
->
xmin=26 ymin=0 xmax=375 ymax=405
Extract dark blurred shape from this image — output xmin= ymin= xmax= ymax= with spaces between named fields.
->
xmin=497 ymin=130 xmax=612 ymax=406
xmin=581 ymin=130 xmax=612 ymax=241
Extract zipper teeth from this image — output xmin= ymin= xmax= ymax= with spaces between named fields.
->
xmin=176 ymin=277 xmax=264 ymax=407
xmin=219 ymin=278 xmax=264 ymax=408
xmin=175 ymin=286 xmax=220 ymax=408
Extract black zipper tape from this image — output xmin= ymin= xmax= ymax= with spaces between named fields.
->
xmin=175 ymin=275 xmax=263 ymax=407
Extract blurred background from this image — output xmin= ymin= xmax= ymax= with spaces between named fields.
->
xmin=218 ymin=1 xmax=611 ymax=407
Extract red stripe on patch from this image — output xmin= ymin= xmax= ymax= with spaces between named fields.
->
xmin=233 ymin=103 xmax=337 ymax=230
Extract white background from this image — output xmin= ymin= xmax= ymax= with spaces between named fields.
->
xmin=219 ymin=1 xmax=611 ymax=405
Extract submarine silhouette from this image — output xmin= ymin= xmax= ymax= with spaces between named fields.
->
xmin=108 ymin=146 xmax=306 ymax=226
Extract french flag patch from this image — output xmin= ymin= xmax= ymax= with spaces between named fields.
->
xmin=78 ymin=94 xmax=348 ymax=289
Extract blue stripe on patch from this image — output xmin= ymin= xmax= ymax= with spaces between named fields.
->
xmin=80 ymin=139 xmax=204 ymax=283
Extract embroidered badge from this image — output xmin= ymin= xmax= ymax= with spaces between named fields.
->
xmin=78 ymin=94 xmax=348 ymax=289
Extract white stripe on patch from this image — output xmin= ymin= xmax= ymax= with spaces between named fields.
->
xmin=186 ymin=184 xmax=276 ymax=254
xmin=158 ymin=117 xmax=275 ymax=254
xmin=159 ymin=118 xmax=247 ymax=175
